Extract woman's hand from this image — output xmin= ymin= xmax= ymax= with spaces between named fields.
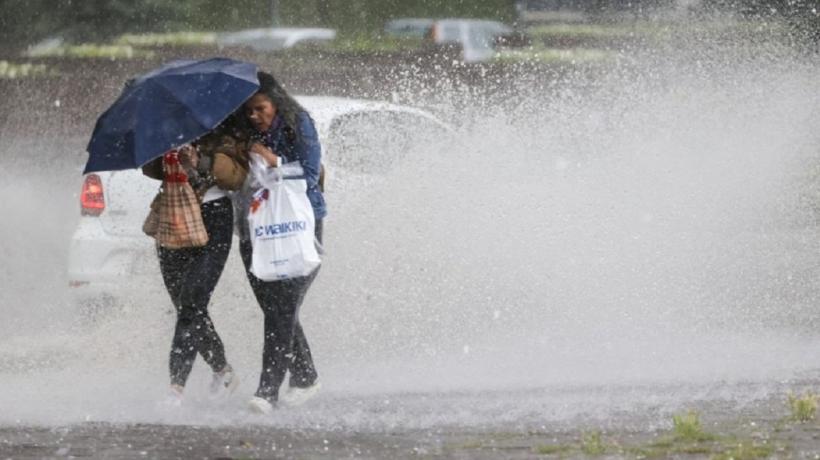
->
xmin=178 ymin=145 xmax=199 ymax=169
xmin=250 ymin=142 xmax=278 ymax=167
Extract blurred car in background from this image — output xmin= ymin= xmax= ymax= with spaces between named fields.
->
xmin=217 ymin=27 xmax=336 ymax=51
xmin=67 ymin=96 xmax=451 ymax=309
xmin=383 ymin=18 xmax=528 ymax=62
xmin=426 ymin=19 xmax=516 ymax=62
xmin=384 ymin=18 xmax=435 ymax=38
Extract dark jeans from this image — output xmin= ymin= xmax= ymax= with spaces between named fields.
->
xmin=158 ymin=197 xmax=233 ymax=387
xmin=239 ymin=219 xmax=322 ymax=402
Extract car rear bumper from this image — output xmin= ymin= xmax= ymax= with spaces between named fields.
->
xmin=67 ymin=217 xmax=159 ymax=300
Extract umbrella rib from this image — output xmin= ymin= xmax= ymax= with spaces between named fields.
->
xmin=132 ymin=80 xmax=214 ymax=162
xmin=152 ymin=79 xmax=215 ymax=134
xmin=152 ymin=75 xmax=231 ymax=130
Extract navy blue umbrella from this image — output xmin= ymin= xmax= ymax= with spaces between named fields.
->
xmin=84 ymin=57 xmax=259 ymax=174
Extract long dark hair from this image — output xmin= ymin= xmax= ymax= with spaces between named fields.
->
xmin=255 ymin=71 xmax=305 ymax=142
xmin=215 ymin=111 xmax=249 ymax=139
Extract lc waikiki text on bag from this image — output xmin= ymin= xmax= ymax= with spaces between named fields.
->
xmin=142 ymin=151 xmax=209 ymax=248
xmin=247 ymin=155 xmax=321 ymax=280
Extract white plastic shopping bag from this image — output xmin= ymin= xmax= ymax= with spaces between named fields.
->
xmin=247 ymin=155 xmax=321 ymax=280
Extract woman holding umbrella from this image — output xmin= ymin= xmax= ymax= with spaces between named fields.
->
xmin=235 ymin=71 xmax=326 ymax=414
xmin=85 ymin=58 xmax=261 ymax=406
xmin=142 ymin=117 xmax=249 ymax=405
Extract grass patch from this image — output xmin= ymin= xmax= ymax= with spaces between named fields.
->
xmin=524 ymin=411 xmax=780 ymax=459
xmin=113 ymin=32 xmax=217 ymax=47
xmin=713 ymin=442 xmax=774 ymax=460
xmin=672 ymin=411 xmax=715 ymax=442
xmin=454 ymin=432 xmax=528 ymax=451
xmin=634 ymin=412 xmax=723 ymax=457
xmin=633 ymin=438 xmax=766 ymax=459
xmin=494 ymin=46 xmax=612 ymax=64
xmin=533 ymin=443 xmax=572 ymax=455
xmin=674 ymin=444 xmax=713 ymax=454
xmin=787 ymin=392 xmax=818 ymax=422
xmin=526 ymin=19 xmax=791 ymax=46
xmin=323 ymin=34 xmax=425 ymax=53
xmin=527 ymin=23 xmax=647 ymax=40
xmin=457 ymin=440 xmax=484 ymax=449
xmin=647 ymin=438 xmax=674 ymax=449
xmin=580 ymin=430 xmax=606 ymax=455
xmin=0 ymin=60 xmax=53 ymax=79
xmin=24 ymin=44 xmax=153 ymax=59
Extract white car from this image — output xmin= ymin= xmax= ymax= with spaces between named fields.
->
xmin=67 ymin=96 xmax=451 ymax=308
xmin=384 ymin=18 xmax=435 ymax=38
xmin=217 ymin=28 xmax=336 ymax=51
xmin=428 ymin=19 xmax=514 ymax=62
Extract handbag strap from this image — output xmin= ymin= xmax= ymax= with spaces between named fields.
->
xmin=281 ymin=174 xmax=306 ymax=181
xmin=162 ymin=151 xmax=189 ymax=184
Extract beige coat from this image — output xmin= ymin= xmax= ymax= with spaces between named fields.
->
xmin=141 ymin=133 xmax=249 ymax=194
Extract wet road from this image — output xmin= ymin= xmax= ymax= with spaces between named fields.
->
xmin=2 ymin=379 xmax=820 ymax=459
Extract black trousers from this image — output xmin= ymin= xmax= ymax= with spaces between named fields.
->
xmin=239 ymin=220 xmax=322 ymax=402
xmin=159 ymin=197 xmax=233 ymax=387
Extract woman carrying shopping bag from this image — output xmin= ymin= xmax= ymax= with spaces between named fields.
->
xmin=234 ymin=71 xmax=327 ymax=414
xmin=142 ymin=117 xmax=249 ymax=406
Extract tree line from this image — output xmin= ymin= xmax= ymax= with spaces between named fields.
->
xmin=0 ymin=0 xmax=815 ymax=48
xmin=0 ymin=0 xmax=515 ymax=47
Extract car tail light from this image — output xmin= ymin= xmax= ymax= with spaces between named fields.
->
xmin=81 ymin=174 xmax=105 ymax=216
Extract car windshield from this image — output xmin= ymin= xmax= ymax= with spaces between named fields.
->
xmin=385 ymin=19 xmax=433 ymax=38
xmin=436 ymin=23 xmax=462 ymax=42
xmin=467 ymin=27 xmax=495 ymax=49
xmin=327 ymin=110 xmax=449 ymax=174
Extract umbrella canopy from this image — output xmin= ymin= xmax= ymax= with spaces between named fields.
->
xmin=84 ymin=57 xmax=259 ymax=174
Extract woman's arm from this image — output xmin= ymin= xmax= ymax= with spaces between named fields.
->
xmin=249 ymin=142 xmax=279 ymax=167
xmin=211 ymin=136 xmax=249 ymax=190
xmin=294 ymin=112 xmax=322 ymax=190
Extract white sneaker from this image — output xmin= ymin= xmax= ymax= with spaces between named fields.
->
xmin=247 ymin=396 xmax=275 ymax=415
xmin=161 ymin=384 xmax=184 ymax=408
xmin=210 ymin=365 xmax=240 ymax=398
xmin=282 ymin=382 xmax=321 ymax=407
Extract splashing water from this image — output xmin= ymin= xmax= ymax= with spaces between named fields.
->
xmin=0 ymin=26 xmax=819 ymax=429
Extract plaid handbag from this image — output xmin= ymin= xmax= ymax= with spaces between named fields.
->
xmin=152 ymin=151 xmax=209 ymax=248
xmin=141 ymin=191 xmax=161 ymax=237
